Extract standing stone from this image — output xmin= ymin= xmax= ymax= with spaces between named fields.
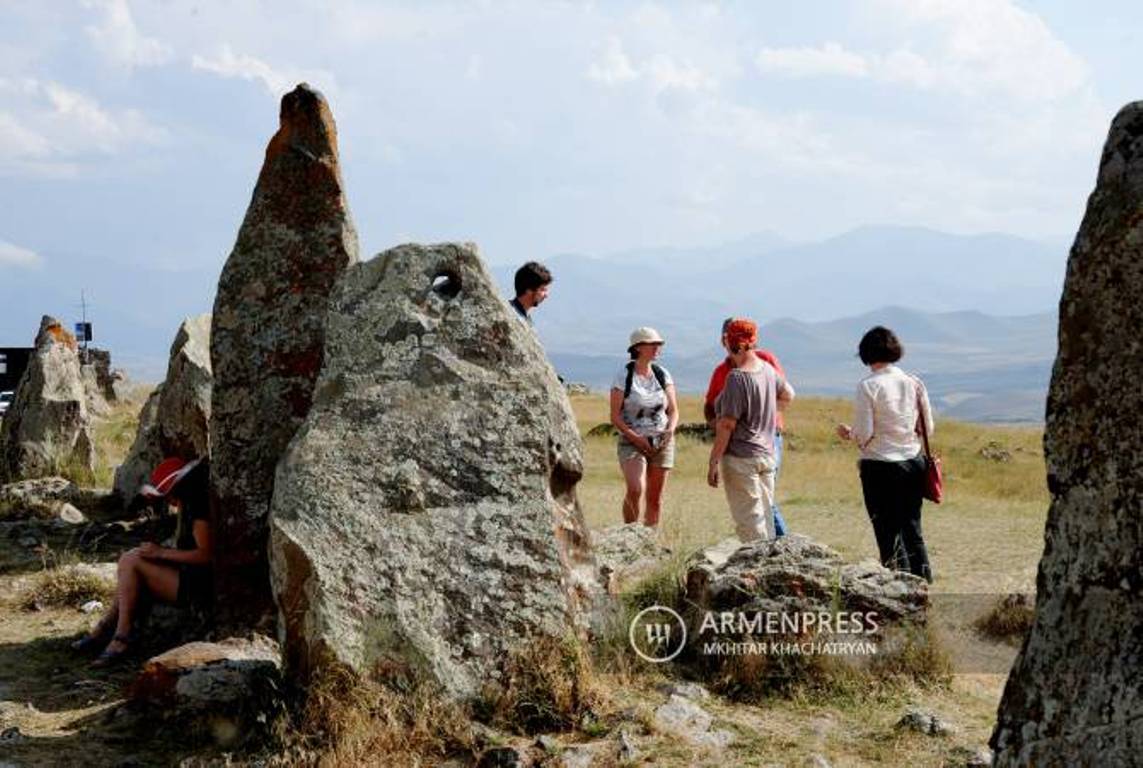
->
xmin=992 ymin=103 xmax=1143 ymax=764
xmin=0 ymin=316 xmax=95 ymax=482
xmin=270 ymin=243 xmax=595 ymax=699
xmin=211 ymin=84 xmax=358 ymax=627
xmin=114 ymin=314 xmax=213 ymax=501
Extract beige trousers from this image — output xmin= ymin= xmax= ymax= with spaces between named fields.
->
xmin=721 ymin=453 xmax=778 ymax=542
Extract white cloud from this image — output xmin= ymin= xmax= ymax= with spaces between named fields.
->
xmin=757 ymin=2 xmax=1088 ymax=104
xmin=875 ymin=0 xmax=1088 ymax=102
xmin=0 ymin=78 xmax=166 ymax=177
xmin=82 ymin=0 xmax=172 ymax=68
xmin=191 ymin=45 xmax=337 ymax=99
xmin=645 ymin=55 xmax=717 ymax=92
xmin=588 ymin=37 xmax=639 ymax=85
xmin=0 ymin=239 xmax=42 ymax=268
xmin=588 ymin=37 xmax=716 ymax=94
xmin=756 ymin=42 xmax=870 ymax=78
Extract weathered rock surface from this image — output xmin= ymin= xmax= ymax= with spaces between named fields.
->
xmin=129 ymin=636 xmax=282 ymax=747
xmin=0 ymin=477 xmax=117 ymax=523
xmin=896 ymin=707 xmax=956 ymax=736
xmin=592 ymin=523 xmax=672 ymax=595
xmin=210 ymin=83 xmax=358 ymax=625
xmin=114 ymin=315 xmax=212 ymax=501
xmin=652 ymin=694 xmax=734 ymax=749
xmin=685 ymin=534 xmax=928 ymax=623
xmin=0 ymin=317 xmax=95 ymax=482
xmin=114 ymin=387 xmax=162 ymax=502
xmin=270 ymin=242 xmax=594 ymax=700
xmin=992 ymin=102 xmax=1143 ymax=764
xmin=80 ymin=357 xmax=112 ymax=418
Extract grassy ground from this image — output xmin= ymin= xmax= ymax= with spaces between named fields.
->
xmin=572 ymin=394 xmax=1047 ymax=596
xmin=573 ymin=393 xmax=1046 ymax=767
xmin=0 ymin=393 xmax=1047 ymax=766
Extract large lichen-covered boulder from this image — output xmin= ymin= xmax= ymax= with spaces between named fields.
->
xmin=270 ymin=242 xmax=595 ymax=700
xmin=114 ymin=314 xmax=213 ymax=502
xmin=991 ymin=104 xmax=1143 ymax=764
xmin=0 ymin=316 xmax=94 ymax=482
xmin=210 ymin=84 xmax=358 ymax=625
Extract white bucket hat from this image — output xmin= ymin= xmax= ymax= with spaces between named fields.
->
xmin=628 ymin=326 xmax=665 ymax=350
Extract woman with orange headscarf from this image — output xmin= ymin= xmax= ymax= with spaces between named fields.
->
xmin=707 ymin=318 xmax=795 ymax=541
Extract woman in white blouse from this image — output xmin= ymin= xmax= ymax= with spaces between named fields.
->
xmin=836 ymin=326 xmax=934 ymax=583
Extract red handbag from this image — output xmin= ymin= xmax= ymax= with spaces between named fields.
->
xmin=914 ymin=379 xmax=943 ymax=504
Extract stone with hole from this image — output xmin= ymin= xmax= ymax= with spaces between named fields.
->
xmin=270 ymin=242 xmax=595 ymax=700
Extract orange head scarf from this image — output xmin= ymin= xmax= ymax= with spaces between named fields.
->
xmin=725 ymin=318 xmax=758 ymax=351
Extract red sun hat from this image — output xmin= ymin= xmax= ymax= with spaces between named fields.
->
xmin=725 ymin=318 xmax=758 ymax=349
xmin=141 ymin=457 xmax=201 ymax=499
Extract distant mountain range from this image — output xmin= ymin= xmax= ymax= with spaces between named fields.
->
xmin=1 ymin=225 xmax=1064 ymax=421
xmin=546 ymin=306 xmax=1055 ymax=423
xmin=495 ymin=226 xmax=1066 ymax=423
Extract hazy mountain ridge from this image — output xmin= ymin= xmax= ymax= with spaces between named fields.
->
xmin=505 ymin=226 xmax=1062 ymax=423
xmin=2 ymin=226 xmax=1062 ymax=420
xmin=547 ymin=305 xmax=1055 ymax=423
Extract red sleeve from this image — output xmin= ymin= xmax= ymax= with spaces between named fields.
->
xmin=704 ymin=360 xmax=731 ymax=404
xmin=756 ymin=348 xmax=785 ymax=379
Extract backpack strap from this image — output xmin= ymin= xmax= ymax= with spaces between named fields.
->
xmin=624 ymin=361 xmax=669 ymax=400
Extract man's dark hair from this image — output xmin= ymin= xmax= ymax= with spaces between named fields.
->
xmin=858 ymin=326 xmax=904 ymax=365
xmin=514 ymin=261 xmax=552 ymax=297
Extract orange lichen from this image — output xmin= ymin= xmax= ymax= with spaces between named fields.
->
xmin=45 ymin=323 xmax=78 ymax=350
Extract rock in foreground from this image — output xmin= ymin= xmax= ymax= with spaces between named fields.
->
xmin=270 ymin=242 xmax=594 ymax=701
xmin=686 ymin=534 xmax=928 ymax=622
xmin=129 ymin=636 xmax=282 ymax=748
xmin=992 ymin=102 xmax=1143 ymax=764
xmin=210 ymin=83 xmax=358 ymax=625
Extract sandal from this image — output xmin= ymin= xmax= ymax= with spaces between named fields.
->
xmin=71 ymin=618 xmax=115 ymax=654
xmin=91 ymin=634 xmax=133 ymax=668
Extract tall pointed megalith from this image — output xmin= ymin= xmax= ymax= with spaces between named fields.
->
xmin=210 ymin=84 xmax=358 ymax=627
xmin=992 ymin=103 xmax=1143 ymax=764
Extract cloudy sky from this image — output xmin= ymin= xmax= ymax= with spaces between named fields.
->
xmin=0 ymin=1 xmax=1139 ymax=369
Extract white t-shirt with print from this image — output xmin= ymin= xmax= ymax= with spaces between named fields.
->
xmin=611 ymin=364 xmax=673 ymax=437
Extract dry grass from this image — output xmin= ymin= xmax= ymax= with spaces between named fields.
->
xmin=19 ymin=562 xmax=112 ymax=611
xmin=973 ymin=593 xmax=1036 ymax=644
xmin=572 ymin=393 xmax=1048 ymax=596
xmin=478 ymin=634 xmax=602 ymax=735
xmin=91 ymin=389 xmax=152 ymax=488
xmin=571 ymin=393 xmax=1044 ymax=765
xmin=294 ymin=663 xmax=479 ymax=767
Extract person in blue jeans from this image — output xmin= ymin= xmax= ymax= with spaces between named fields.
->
xmin=704 ymin=318 xmax=790 ymax=536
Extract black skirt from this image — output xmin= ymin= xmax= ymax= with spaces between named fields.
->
xmin=176 ymin=564 xmax=214 ymax=607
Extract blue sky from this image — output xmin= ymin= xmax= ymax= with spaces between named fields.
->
xmin=0 ymin=1 xmax=1139 ymax=371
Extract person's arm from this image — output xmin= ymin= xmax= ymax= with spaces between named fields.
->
xmin=709 ymin=374 xmax=743 ymax=487
xmin=665 ymin=384 xmax=679 ymax=435
xmin=139 ymin=519 xmax=211 ymax=565
xmin=776 ymin=375 xmax=795 ymax=405
xmin=918 ymin=379 xmax=934 ymax=438
xmin=703 ymin=368 xmax=721 ymax=424
xmin=707 ymin=415 xmax=736 ymax=487
xmin=838 ymin=383 xmax=875 ymax=448
xmin=610 ymin=387 xmax=652 ymax=455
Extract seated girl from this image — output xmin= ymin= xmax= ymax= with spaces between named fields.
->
xmin=73 ymin=456 xmax=213 ymax=665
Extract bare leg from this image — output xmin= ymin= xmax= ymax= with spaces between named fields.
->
xmin=620 ymin=457 xmax=646 ymax=524
xmin=103 ymin=551 xmax=179 ymax=654
xmin=644 ymin=467 xmax=669 ymax=527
